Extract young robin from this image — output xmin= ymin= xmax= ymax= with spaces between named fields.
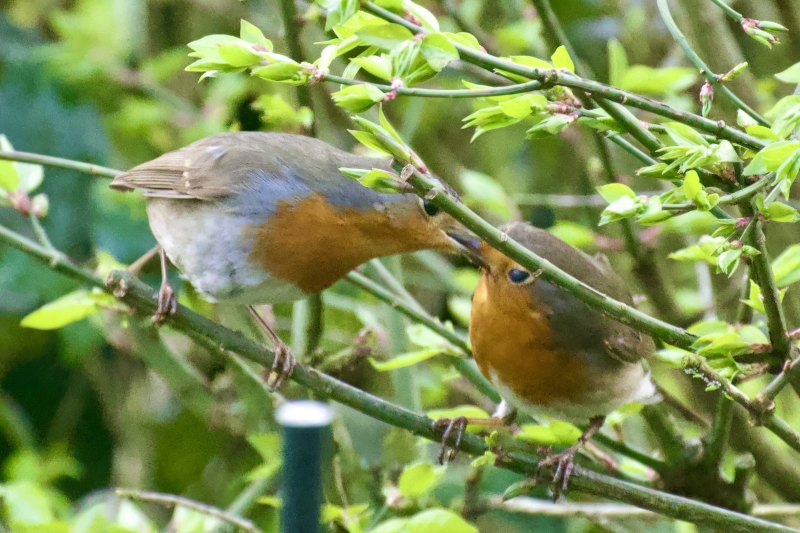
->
xmin=445 ymin=221 xmax=657 ymax=496
xmin=110 ymin=131 xmax=471 ymax=387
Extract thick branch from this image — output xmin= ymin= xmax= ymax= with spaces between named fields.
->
xmin=2 ymin=225 xmax=797 ymax=532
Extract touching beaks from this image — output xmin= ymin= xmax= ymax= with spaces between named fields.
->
xmin=446 ymin=229 xmax=489 ymax=269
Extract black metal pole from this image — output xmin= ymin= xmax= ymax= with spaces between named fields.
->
xmin=276 ymin=400 xmax=333 ymax=533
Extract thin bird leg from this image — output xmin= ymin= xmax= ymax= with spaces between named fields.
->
xmin=434 ymin=416 xmax=510 ymax=464
xmin=536 ymin=415 xmax=606 ymax=501
xmin=152 ymin=247 xmax=178 ymax=324
xmin=128 ymin=244 xmax=161 ymax=275
xmin=247 ymin=305 xmax=296 ymax=391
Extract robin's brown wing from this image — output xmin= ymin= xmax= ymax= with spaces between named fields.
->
xmin=109 ymin=132 xmax=390 ymax=200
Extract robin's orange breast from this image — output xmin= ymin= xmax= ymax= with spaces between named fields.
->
xmin=247 ymin=193 xmax=452 ymax=294
xmin=469 ymin=272 xmax=590 ymax=408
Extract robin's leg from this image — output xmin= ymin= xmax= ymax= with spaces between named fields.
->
xmin=152 ymin=247 xmax=178 ymax=324
xmin=536 ymin=415 xmax=606 ymax=501
xmin=128 ymin=244 xmax=161 ymax=275
xmin=247 ymin=305 xmax=296 ymax=391
xmin=434 ymin=401 xmax=517 ymax=464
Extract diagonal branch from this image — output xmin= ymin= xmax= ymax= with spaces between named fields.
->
xmin=1 ymin=223 xmax=798 ymax=532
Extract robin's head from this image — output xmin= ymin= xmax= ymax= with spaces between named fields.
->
xmin=449 ymin=222 xmax=540 ymax=287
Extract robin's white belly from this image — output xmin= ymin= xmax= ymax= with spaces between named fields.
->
xmin=146 ymin=198 xmax=308 ymax=304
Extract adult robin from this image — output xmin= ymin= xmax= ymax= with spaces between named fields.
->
xmin=110 ymin=131 xmax=471 ymax=387
xmin=444 ymin=221 xmax=657 ymax=496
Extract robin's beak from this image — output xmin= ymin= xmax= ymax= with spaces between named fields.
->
xmin=445 ymin=227 xmax=489 ymax=269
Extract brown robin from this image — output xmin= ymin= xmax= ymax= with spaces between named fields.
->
xmin=445 ymin=221 xmax=657 ymax=496
xmin=110 ymin=131 xmax=471 ymax=387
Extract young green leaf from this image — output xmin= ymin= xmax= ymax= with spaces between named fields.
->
xmin=776 ymin=62 xmax=800 ymax=84
xmin=369 ymin=348 xmax=440 ymax=371
xmin=239 ymin=20 xmax=271 ymax=48
xmin=397 ymin=462 xmax=446 ymax=498
xmin=596 ymin=183 xmax=636 ymax=203
xmin=404 ymin=509 xmax=478 ymax=533
xmin=356 ymin=23 xmax=414 ymax=49
xmin=420 ymin=33 xmax=459 ymax=72
xmin=332 ymin=84 xmax=386 ymax=112
xmin=773 ymin=245 xmax=800 ymax=286
xmin=20 ymin=290 xmax=118 ymax=330
xmin=550 ymin=45 xmax=574 ymax=72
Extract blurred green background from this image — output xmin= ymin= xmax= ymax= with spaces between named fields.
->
xmin=1 ymin=0 xmax=800 ymax=531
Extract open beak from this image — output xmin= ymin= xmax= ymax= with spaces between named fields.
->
xmin=446 ymin=228 xmax=489 ymax=269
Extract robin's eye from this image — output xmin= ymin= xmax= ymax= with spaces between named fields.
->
xmin=507 ymin=269 xmax=530 ymax=284
xmin=422 ymin=199 xmax=440 ymax=217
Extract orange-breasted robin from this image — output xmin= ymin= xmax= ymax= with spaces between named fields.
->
xmin=110 ymin=131 xmax=470 ymax=387
xmin=446 ymin=221 xmax=657 ymax=496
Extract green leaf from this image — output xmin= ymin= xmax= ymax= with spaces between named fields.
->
xmin=746 ymin=125 xmax=779 ymax=141
xmin=596 ymin=183 xmax=635 ymax=203
xmin=350 ymin=55 xmax=393 ymax=80
xmin=405 ymin=509 xmax=478 ymax=533
xmin=607 ymin=39 xmax=628 ymax=88
xmin=683 ymin=170 xmax=702 ymax=199
xmin=662 ymin=123 xmax=709 ymax=147
xmin=239 ymin=20 xmax=270 ymax=48
xmin=356 ymin=23 xmax=414 ymax=49
xmin=371 ymin=518 xmax=409 ymax=533
xmin=405 ymin=323 xmax=459 ymax=354
xmin=20 ymin=290 xmax=117 ymax=330
xmin=397 ymin=462 xmax=446 ymax=498
xmin=427 ymin=405 xmax=490 ymax=422
xmin=766 ymin=201 xmax=800 ymax=222
xmin=369 ymin=348 xmax=440 ymax=371
xmin=525 ymin=114 xmax=573 ymax=138
xmin=0 ymin=482 xmax=57 ymax=526
xmin=357 ymin=168 xmax=405 ymax=193
xmin=619 ymin=66 xmax=696 ymax=95
xmin=405 ymin=0 xmax=440 ymax=31
xmin=550 ymin=45 xmax=574 ymax=72
xmin=420 ymin=33 xmax=459 ymax=72
xmin=776 ymin=62 xmax=800 ymax=84
xmin=743 ymin=141 xmax=800 ymax=175
xmin=498 ymin=93 xmax=547 ymax=118
xmin=332 ymin=84 xmax=386 ymax=112
xmin=516 ymin=421 xmax=582 ymax=446
xmin=0 ymin=135 xmax=21 ymax=191
xmin=443 ymin=32 xmax=481 ymax=50
xmin=773 ymin=245 xmax=800 ymax=286
xmin=716 ymin=248 xmax=742 ymax=277
xmin=217 ymin=41 xmax=262 ymax=67
xmin=509 ymin=55 xmax=553 ymax=70
xmin=250 ymin=61 xmax=304 ymax=83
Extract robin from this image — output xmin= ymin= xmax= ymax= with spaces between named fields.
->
xmin=443 ymin=221 xmax=657 ymax=497
xmin=110 ymin=131 xmax=471 ymax=387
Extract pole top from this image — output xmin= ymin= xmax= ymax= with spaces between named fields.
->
xmin=275 ymin=400 xmax=334 ymax=428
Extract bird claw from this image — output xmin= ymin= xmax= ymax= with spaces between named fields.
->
xmin=152 ymin=281 xmax=177 ymax=324
xmin=433 ymin=416 xmax=468 ymax=464
xmin=265 ymin=340 xmax=296 ymax=391
xmin=535 ymin=444 xmax=580 ymax=502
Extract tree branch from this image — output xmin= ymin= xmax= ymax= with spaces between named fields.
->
xmin=360 ymin=2 xmax=766 ymax=151
xmin=2 ymin=224 xmax=798 ymax=532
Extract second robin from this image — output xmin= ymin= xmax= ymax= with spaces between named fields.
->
xmin=446 ymin=221 xmax=657 ymax=496
xmin=110 ymin=131 xmax=472 ymax=387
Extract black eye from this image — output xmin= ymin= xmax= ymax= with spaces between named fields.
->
xmin=507 ymin=269 xmax=530 ymax=284
xmin=423 ymin=200 xmax=440 ymax=216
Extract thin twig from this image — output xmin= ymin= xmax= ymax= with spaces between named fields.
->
xmin=0 ymin=150 xmax=119 ymax=178
xmin=116 ymin=489 xmax=264 ymax=533
xmin=657 ymin=0 xmax=768 ymax=125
